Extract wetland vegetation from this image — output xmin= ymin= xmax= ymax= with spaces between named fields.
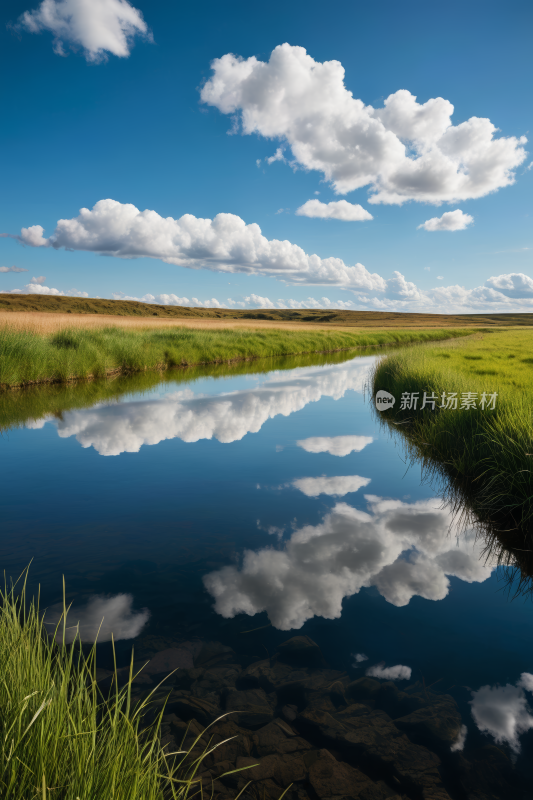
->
xmin=372 ymin=329 xmax=533 ymax=532
xmin=0 ymin=325 xmax=473 ymax=389
xmin=0 ymin=575 xmax=247 ymax=800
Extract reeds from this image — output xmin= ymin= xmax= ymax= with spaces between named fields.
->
xmin=0 ymin=325 xmax=473 ymax=389
xmin=0 ymin=574 xmax=248 ymax=799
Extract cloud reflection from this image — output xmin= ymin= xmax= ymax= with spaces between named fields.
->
xmin=297 ymin=435 xmax=374 ymax=456
xmin=45 ymin=594 xmax=150 ymax=643
xmin=35 ymin=360 xmax=373 ymax=456
xmin=470 ymin=674 xmax=533 ymax=754
xmin=203 ymin=495 xmax=493 ymax=630
xmin=292 ymin=475 xmax=371 ymax=497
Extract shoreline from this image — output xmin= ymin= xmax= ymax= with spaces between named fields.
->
xmin=0 ymin=326 xmax=474 ymax=391
xmin=371 ymin=329 xmax=533 ymax=531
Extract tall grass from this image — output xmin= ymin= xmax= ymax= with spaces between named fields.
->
xmin=0 ymin=575 xmax=248 ymax=799
xmin=0 ymin=325 xmax=474 ymax=389
xmin=372 ymin=330 xmax=533 ymax=529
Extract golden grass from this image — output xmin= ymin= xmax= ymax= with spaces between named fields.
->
xmin=0 ymin=311 xmax=348 ymax=334
xmin=0 ymin=310 xmax=487 ymax=336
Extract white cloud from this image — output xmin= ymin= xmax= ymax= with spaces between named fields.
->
xmin=292 ymin=475 xmax=370 ymax=497
xmin=14 ymin=199 xmax=387 ymax=289
xmin=11 ymin=202 xmax=533 ymax=312
xmin=0 ymin=283 xmax=88 ymax=297
xmin=16 ymin=0 xmax=151 ymax=62
xmin=41 ymin=359 xmax=373 ymax=455
xmin=296 ymin=200 xmax=373 ymax=221
xmin=470 ymin=677 xmax=533 ymax=754
xmin=266 ymin=147 xmax=286 ymax=165
xmin=450 ymin=725 xmax=468 ymax=752
xmin=31 ymin=275 xmax=46 ymax=284
xmin=484 ymin=272 xmax=533 ymax=298
xmin=292 ymin=475 xmax=371 ymax=497
xmin=203 ymin=495 xmax=493 ymax=630
xmin=366 ymin=663 xmax=412 ymax=680
xmin=0 ymin=266 xmax=28 ymax=273
xmin=45 ymin=593 xmax=149 ymax=643
xmin=352 ymin=652 xmax=368 ymax=664
xmin=201 ymin=43 xmax=527 ymax=204
xmin=297 ymin=435 xmax=373 ymax=457
xmin=418 ymin=210 xmax=474 ymax=231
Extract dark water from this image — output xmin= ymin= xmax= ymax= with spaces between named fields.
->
xmin=2 ymin=350 xmax=533 ymax=798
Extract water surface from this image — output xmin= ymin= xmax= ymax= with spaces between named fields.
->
xmin=2 ymin=350 xmax=533 ymax=795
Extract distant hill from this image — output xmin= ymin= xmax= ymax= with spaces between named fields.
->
xmin=1 ymin=293 xmax=532 ymax=328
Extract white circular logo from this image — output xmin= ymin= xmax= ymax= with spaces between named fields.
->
xmin=375 ymin=390 xmax=396 ymax=411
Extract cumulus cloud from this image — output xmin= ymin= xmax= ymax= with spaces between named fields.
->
xmin=200 ymin=43 xmax=527 ymax=204
xmin=0 ymin=283 xmax=88 ymax=297
xmin=418 ymin=210 xmax=474 ymax=231
xmin=112 ymin=291 xmax=356 ymax=311
xmin=297 ymin=435 xmax=373 ymax=457
xmin=296 ymin=200 xmax=373 ymax=221
xmin=366 ymin=663 xmax=412 ymax=680
xmin=352 ymin=652 xmax=368 ymax=664
xmin=36 ymin=358 xmax=373 ymax=455
xmin=0 ymin=266 xmax=28 ymax=273
xmin=12 ymin=199 xmax=387 ymax=289
xmin=45 ymin=593 xmax=149 ymax=643
xmin=470 ymin=675 xmax=533 ymax=754
xmin=203 ymin=495 xmax=493 ymax=630
xmin=484 ymin=272 xmax=533 ymax=299
xmin=31 ymin=275 xmax=46 ymax=284
xmin=292 ymin=475 xmax=371 ymax=497
xmin=11 ymin=200 xmax=533 ymax=312
xmin=15 ymin=0 xmax=151 ymax=62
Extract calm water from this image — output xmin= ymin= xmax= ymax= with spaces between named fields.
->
xmin=2 ymin=350 xmax=533 ymax=792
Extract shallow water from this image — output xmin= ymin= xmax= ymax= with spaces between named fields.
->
xmin=2 ymin=350 xmax=533 ymax=798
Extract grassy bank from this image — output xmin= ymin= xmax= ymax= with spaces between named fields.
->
xmin=372 ymin=330 xmax=533 ymax=530
xmin=0 ymin=577 xmax=235 ymax=799
xmin=0 ymin=325 xmax=474 ymax=389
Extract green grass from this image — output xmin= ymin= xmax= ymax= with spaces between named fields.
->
xmin=0 ymin=348 xmax=376 ymax=432
xmin=0 ymin=325 xmax=474 ymax=389
xmin=0 ymin=574 xmax=250 ymax=800
xmin=372 ymin=330 xmax=533 ymax=530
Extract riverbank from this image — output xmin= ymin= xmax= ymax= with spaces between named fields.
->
xmin=0 ymin=325 xmax=474 ymax=389
xmin=372 ymin=329 xmax=533 ymax=530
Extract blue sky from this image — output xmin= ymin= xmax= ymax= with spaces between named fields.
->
xmin=1 ymin=0 xmax=532 ymax=312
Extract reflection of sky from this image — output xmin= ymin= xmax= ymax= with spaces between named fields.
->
xmin=4 ymin=352 xmax=533 ymax=742
xmin=204 ymin=495 xmax=493 ymax=630
xmin=30 ymin=359 xmax=374 ymax=456
xmin=470 ymin=674 xmax=533 ymax=754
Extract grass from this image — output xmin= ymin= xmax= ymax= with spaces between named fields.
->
xmin=0 ymin=573 xmax=256 ymax=800
xmin=372 ymin=329 xmax=533 ymax=531
xmin=0 ymin=325 xmax=474 ymax=389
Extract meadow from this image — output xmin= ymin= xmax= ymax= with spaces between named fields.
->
xmin=0 ymin=324 xmax=473 ymax=389
xmin=372 ymin=329 xmax=533 ymax=530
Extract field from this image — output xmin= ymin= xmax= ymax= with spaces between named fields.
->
xmin=0 ymin=324 xmax=474 ymax=389
xmin=372 ymin=329 xmax=533 ymax=532
xmin=3 ymin=292 xmax=533 ymax=328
